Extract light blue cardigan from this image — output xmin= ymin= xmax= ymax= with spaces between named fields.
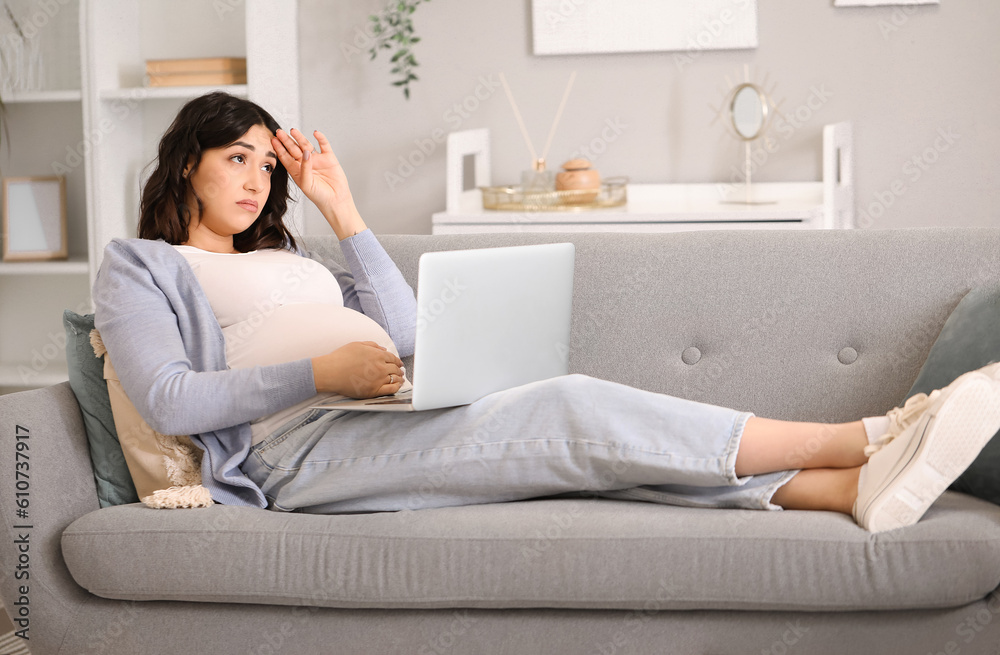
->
xmin=92 ymin=229 xmax=417 ymax=507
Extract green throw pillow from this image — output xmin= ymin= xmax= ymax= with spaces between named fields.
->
xmin=63 ymin=310 xmax=139 ymax=507
xmin=903 ymin=286 xmax=1000 ymax=504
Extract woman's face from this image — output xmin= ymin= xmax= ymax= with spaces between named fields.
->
xmin=183 ymin=123 xmax=277 ymax=252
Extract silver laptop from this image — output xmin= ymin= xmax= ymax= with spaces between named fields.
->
xmin=310 ymin=242 xmax=575 ymax=412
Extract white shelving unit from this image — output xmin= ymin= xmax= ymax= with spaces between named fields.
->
xmin=4 ymin=89 xmax=83 ymax=102
xmin=98 ymin=85 xmax=248 ymax=101
xmin=0 ymin=0 xmax=87 ymax=392
xmin=0 ymin=0 xmax=300 ymax=393
xmin=432 ymin=123 xmax=855 ymax=234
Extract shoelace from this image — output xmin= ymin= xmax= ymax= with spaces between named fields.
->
xmin=863 ymin=389 xmax=941 ymax=457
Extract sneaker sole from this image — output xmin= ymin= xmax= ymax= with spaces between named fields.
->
xmin=859 ymin=376 xmax=1000 ymax=532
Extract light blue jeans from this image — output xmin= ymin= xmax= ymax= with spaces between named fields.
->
xmin=239 ymin=374 xmax=798 ymax=514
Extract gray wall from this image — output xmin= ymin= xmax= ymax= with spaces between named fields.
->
xmin=298 ymin=0 xmax=1000 ymax=235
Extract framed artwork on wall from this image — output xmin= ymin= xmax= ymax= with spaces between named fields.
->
xmin=531 ymin=0 xmax=758 ymax=56
xmin=834 ymin=0 xmax=938 ymax=5
xmin=2 ymin=176 xmax=68 ymax=262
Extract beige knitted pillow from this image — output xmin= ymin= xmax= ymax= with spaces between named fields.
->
xmin=90 ymin=329 xmax=212 ymax=509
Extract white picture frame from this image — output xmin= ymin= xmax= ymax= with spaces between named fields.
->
xmin=2 ymin=176 xmax=68 ymax=262
xmin=445 ymin=129 xmax=491 ymax=214
xmin=532 ymin=0 xmax=758 ymax=56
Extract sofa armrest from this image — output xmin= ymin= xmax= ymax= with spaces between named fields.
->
xmin=0 ymin=382 xmax=103 ymax=653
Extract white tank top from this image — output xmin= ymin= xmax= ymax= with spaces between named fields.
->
xmin=173 ymin=245 xmax=408 ymax=444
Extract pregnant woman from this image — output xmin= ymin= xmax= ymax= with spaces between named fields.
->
xmin=93 ymin=91 xmax=1000 ymax=533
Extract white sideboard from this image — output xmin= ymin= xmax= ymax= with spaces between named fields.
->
xmin=431 ymin=123 xmax=854 ymax=234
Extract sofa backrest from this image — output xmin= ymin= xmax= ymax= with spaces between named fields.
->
xmin=304 ymin=227 xmax=1000 ymax=423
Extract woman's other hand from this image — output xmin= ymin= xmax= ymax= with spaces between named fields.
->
xmin=272 ymin=127 xmax=367 ymax=240
xmin=311 ymin=341 xmax=405 ymax=398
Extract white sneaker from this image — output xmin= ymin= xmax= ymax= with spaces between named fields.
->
xmin=866 ymin=361 xmax=1000 ymax=458
xmin=853 ymin=372 xmax=1000 ymax=533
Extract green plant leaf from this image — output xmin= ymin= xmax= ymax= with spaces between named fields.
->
xmin=368 ymin=0 xmax=426 ymax=100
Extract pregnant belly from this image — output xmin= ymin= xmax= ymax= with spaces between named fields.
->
xmin=224 ymin=302 xmax=402 ymax=369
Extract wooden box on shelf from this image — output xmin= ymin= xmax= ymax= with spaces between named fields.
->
xmin=144 ymin=56 xmax=247 ymax=87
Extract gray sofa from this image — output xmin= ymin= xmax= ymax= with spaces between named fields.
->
xmin=4 ymin=227 xmax=1000 ymax=655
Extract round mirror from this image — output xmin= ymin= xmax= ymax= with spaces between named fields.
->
xmin=730 ymin=83 xmax=768 ymax=141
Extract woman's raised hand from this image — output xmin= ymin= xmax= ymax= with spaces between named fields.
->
xmin=311 ymin=341 xmax=405 ymax=398
xmin=272 ymin=128 xmax=366 ymax=240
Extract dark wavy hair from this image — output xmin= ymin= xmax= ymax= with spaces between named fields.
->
xmin=138 ymin=91 xmax=297 ymax=252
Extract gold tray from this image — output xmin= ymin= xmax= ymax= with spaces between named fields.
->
xmin=481 ymin=177 xmax=628 ymax=212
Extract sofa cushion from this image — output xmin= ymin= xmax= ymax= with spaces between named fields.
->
xmin=63 ymin=310 xmax=139 ymax=507
xmin=901 ymin=286 xmax=1000 ymax=505
xmin=61 ymin=493 xmax=1000 ymax=612
xmin=101 ymin=346 xmax=212 ymax=508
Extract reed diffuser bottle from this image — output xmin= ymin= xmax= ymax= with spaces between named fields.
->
xmin=500 ymin=71 xmax=577 ymax=194
xmin=521 ymin=158 xmax=555 ymax=192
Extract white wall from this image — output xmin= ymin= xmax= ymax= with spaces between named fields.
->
xmin=298 ymin=0 xmax=1000 ymax=235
